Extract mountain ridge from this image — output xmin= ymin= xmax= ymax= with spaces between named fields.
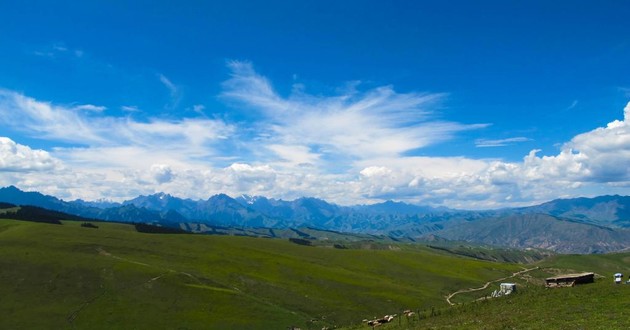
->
xmin=1 ymin=185 xmax=630 ymax=253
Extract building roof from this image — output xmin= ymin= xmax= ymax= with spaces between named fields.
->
xmin=545 ymin=272 xmax=594 ymax=281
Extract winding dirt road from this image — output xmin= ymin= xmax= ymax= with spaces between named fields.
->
xmin=445 ymin=267 xmax=539 ymax=305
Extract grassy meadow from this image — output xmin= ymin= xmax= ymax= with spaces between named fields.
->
xmin=351 ymin=276 xmax=630 ymax=330
xmin=346 ymin=252 xmax=630 ymax=329
xmin=2 ymin=218 xmax=628 ymax=329
xmin=0 ymin=218 xmax=523 ymax=329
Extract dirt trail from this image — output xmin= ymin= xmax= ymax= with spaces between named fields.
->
xmin=445 ymin=267 xmax=539 ymax=305
xmin=67 ymin=247 xmax=203 ymax=326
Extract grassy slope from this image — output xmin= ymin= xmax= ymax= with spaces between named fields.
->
xmin=0 ymin=219 xmax=521 ymax=329
xmin=353 ymin=252 xmax=630 ymax=329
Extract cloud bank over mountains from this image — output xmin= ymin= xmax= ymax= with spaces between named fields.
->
xmin=1 ymin=64 xmax=629 ymax=208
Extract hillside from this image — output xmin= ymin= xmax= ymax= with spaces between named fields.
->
xmin=2 ymin=218 xmax=629 ymax=329
xmin=434 ymin=213 xmax=630 ymax=254
xmin=0 ymin=218 xmax=524 ymax=329
xmin=517 ymin=195 xmax=630 ymax=228
xmin=0 ymin=202 xmax=96 ymax=224
xmin=347 ymin=252 xmax=630 ymax=329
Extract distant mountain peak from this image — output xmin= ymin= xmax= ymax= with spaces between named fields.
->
xmin=239 ymin=194 xmax=263 ymax=204
xmin=3 ymin=185 xmax=21 ymax=192
xmin=211 ymin=193 xmax=233 ymax=200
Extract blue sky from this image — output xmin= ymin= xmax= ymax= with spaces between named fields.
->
xmin=1 ymin=1 xmax=630 ymax=208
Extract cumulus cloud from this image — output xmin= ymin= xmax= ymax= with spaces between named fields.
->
xmin=0 ymin=137 xmax=61 ymax=172
xmin=350 ymin=102 xmax=630 ymax=208
xmin=522 ymin=102 xmax=630 ymax=184
xmin=224 ymin=163 xmax=277 ymax=191
xmin=150 ymin=164 xmax=174 ymax=184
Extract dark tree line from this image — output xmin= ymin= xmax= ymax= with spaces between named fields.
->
xmin=134 ymin=223 xmax=187 ymax=234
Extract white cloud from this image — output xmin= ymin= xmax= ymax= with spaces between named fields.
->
xmin=52 ymin=44 xmax=68 ymax=52
xmin=121 ymin=105 xmax=140 ymax=112
xmin=360 ymin=166 xmax=392 ymax=178
xmin=225 ymin=163 xmax=277 ymax=192
xmin=2 ymin=62 xmax=630 ymax=210
xmin=32 ymin=43 xmax=84 ymax=59
xmin=267 ymin=144 xmax=320 ymax=166
xmin=72 ymin=104 xmax=107 ymax=112
xmin=158 ymin=74 xmax=181 ymax=109
xmin=349 ymin=102 xmax=630 ymax=208
xmin=475 ymin=137 xmax=531 ymax=147
xmin=522 ymin=102 xmax=630 ymax=184
xmin=192 ymin=104 xmax=205 ymax=115
xmin=0 ymin=137 xmax=61 ymax=172
xmin=221 ymin=61 xmax=487 ymax=163
xmin=150 ymin=164 xmax=174 ymax=184
xmin=0 ymin=89 xmax=234 ymax=150
xmin=0 ymin=89 xmax=108 ymax=144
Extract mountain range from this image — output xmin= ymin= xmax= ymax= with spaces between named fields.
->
xmin=1 ymin=185 xmax=629 ymax=254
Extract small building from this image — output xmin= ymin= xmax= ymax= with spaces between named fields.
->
xmin=545 ymin=272 xmax=595 ymax=287
xmin=614 ymin=273 xmax=623 ymax=284
xmin=500 ymin=283 xmax=516 ymax=295
xmin=491 ymin=283 xmax=516 ymax=297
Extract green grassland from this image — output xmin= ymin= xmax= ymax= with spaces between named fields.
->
xmin=0 ymin=219 xmax=523 ymax=329
xmin=349 ymin=277 xmax=630 ymax=330
xmin=2 ymin=218 xmax=628 ymax=329
xmin=347 ymin=252 xmax=630 ymax=329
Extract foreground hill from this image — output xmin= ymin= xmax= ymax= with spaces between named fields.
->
xmin=2 ymin=218 xmax=628 ymax=329
xmin=347 ymin=252 xmax=630 ymax=329
xmin=0 ymin=218 xmax=522 ymax=329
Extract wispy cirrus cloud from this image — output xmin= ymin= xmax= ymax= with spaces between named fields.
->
xmin=32 ymin=42 xmax=84 ymax=59
xmin=121 ymin=105 xmax=140 ymax=112
xmin=0 ymin=88 xmax=234 ymax=158
xmin=221 ymin=61 xmax=487 ymax=165
xmin=72 ymin=104 xmax=107 ymax=112
xmin=475 ymin=137 xmax=531 ymax=148
xmin=158 ymin=73 xmax=181 ymax=109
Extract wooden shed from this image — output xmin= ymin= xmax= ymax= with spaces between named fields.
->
xmin=545 ymin=272 xmax=594 ymax=287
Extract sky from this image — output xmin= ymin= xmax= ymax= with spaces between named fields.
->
xmin=1 ymin=1 xmax=630 ymax=209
